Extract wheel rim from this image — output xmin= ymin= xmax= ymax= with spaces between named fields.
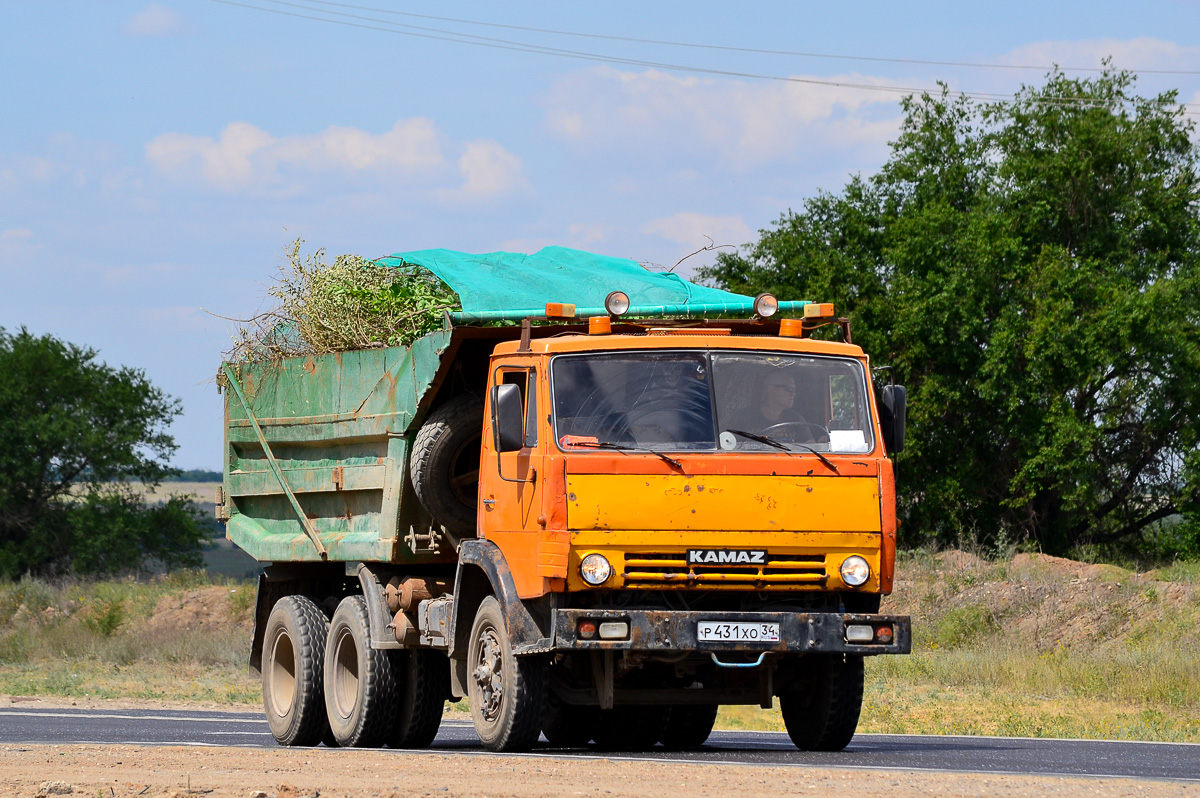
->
xmin=471 ymin=623 xmax=504 ymax=722
xmin=331 ymin=626 xmax=359 ymax=720
xmin=268 ymin=632 xmax=296 ymax=718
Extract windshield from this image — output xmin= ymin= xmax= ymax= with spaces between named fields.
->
xmin=551 ymin=350 xmax=874 ymax=454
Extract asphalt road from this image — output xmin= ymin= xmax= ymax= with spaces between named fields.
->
xmin=1 ymin=707 xmax=1197 ymax=783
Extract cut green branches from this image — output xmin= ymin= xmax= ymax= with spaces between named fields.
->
xmin=228 ymin=239 xmax=460 ymax=361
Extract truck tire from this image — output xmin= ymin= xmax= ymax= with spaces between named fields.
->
xmin=324 ymin=596 xmax=396 ymax=748
xmin=659 ymin=704 xmax=718 ymax=749
xmin=541 ymin=693 xmax=601 ymax=747
xmin=593 ymin=706 xmax=671 ymax=750
xmin=467 ymin=596 xmax=548 ymax=752
xmin=261 ymin=596 xmax=332 ymax=747
xmin=411 ymin=395 xmax=483 ymax=535
xmin=780 ymin=655 xmax=864 ymax=751
xmin=388 ymin=649 xmax=449 ymax=749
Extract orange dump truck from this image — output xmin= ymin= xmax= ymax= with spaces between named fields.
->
xmin=218 ymin=247 xmax=910 ymax=754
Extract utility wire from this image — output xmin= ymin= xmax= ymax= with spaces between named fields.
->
xmin=209 ymin=0 xmax=1200 ymax=115
xmin=290 ymin=0 xmax=1200 ymax=77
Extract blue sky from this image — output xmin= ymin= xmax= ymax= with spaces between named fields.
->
xmin=3 ymin=1 xmax=1199 ymax=470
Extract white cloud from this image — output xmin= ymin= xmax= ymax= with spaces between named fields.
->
xmin=497 ymin=236 xmax=559 ymax=255
xmin=544 ymin=67 xmax=901 ymax=171
xmin=566 ymin=223 xmax=608 ymax=246
xmin=0 ymin=228 xmax=39 ymax=263
xmin=123 ymin=3 xmax=185 ymax=37
xmin=101 ymin=261 xmax=184 ymax=285
xmin=0 ymin=135 xmax=125 ymax=194
xmin=1002 ymin=37 xmax=1200 ymax=74
xmin=644 ymin=212 xmax=751 ymax=248
xmin=497 ymin=224 xmax=610 ymax=255
xmin=445 ymin=139 xmax=531 ymax=201
xmin=146 ymin=119 xmax=445 ymax=191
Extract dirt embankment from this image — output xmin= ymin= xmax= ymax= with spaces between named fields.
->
xmin=2 ymin=744 xmax=1198 ymax=798
xmin=885 ymin=550 xmax=1199 ymax=651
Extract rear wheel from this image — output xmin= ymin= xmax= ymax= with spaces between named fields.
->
xmin=261 ymin=596 xmax=331 ymax=747
xmin=593 ymin=706 xmax=671 ymax=751
xmin=324 ymin=596 xmax=396 ymax=747
xmin=541 ymin=693 xmax=601 ymax=747
xmin=467 ymin=596 xmax=547 ymax=752
xmin=659 ymin=704 xmax=718 ymax=749
xmin=388 ymin=649 xmax=449 ymax=749
xmin=780 ymin=655 xmax=864 ymax=751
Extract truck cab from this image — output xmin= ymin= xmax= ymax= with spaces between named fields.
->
xmin=466 ymin=321 xmax=907 ymax=750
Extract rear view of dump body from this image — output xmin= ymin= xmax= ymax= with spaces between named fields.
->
xmin=219 ymin=246 xmax=911 ymax=755
xmin=219 ymin=331 xmax=454 ymax=564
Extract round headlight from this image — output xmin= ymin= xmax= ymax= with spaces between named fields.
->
xmin=580 ymin=553 xmax=613 ymax=586
xmin=839 ymin=555 xmax=871 ymax=587
xmin=753 ymin=292 xmax=779 ymax=318
xmin=605 ymin=291 xmax=631 ymax=316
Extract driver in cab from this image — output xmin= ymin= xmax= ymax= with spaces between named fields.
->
xmin=738 ymin=369 xmax=826 ymax=444
xmin=750 ymin=371 xmax=798 ymax=430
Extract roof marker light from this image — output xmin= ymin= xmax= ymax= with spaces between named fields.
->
xmin=545 ymin=302 xmax=576 ymax=319
xmin=588 ymin=316 xmax=612 ymax=335
xmin=605 ymin=291 xmax=631 ymax=317
xmin=753 ymin=293 xmax=780 ymax=318
xmin=778 ymin=318 xmax=804 ymax=338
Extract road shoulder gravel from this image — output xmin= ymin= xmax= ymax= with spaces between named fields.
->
xmin=2 ymin=743 xmax=1198 ymax=798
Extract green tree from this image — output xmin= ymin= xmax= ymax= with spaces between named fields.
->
xmin=702 ymin=68 xmax=1200 ymax=557
xmin=0 ymin=328 xmax=207 ymax=577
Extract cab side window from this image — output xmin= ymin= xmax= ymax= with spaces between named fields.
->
xmin=500 ymin=369 xmax=538 ymax=448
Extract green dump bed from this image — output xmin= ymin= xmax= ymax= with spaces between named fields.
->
xmin=220 ymin=330 xmax=453 ymax=564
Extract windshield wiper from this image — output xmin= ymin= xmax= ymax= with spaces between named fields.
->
xmin=792 ymin=444 xmax=839 ymax=473
xmin=726 ymin=429 xmax=839 ymax=473
xmin=726 ymin=428 xmax=790 ymax=452
xmin=568 ymin=440 xmax=683 ymax=469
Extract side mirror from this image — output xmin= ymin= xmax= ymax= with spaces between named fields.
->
xmin=879 ymin=384 xmax=907 ymax=454
xmin=492 ymin=383 xmax=525 ymax=452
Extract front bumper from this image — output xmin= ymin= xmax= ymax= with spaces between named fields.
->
xmin=551 ymin=609 xmax=911 ymax=655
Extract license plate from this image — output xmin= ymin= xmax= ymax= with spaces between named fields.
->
xmin=697 ymin=621 xmax=780 ymax=643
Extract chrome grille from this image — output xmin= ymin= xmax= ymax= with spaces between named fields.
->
xmin=622 ymin=551 xmax=827 ymax=589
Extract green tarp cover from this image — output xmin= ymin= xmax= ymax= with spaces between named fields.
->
xmin=377 ymin=246 xmax=750 ymax=314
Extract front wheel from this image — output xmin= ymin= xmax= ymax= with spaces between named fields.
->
xmin=593 ymin=706 xmax=671 ymax=751
xmin=541 ymin=692 xmax=601 ymax=747
xmin=659 ymin=704 xmax=718 ymax=749
xmin=779 ymin=655 xmax=864 ymax=751
xmin=467 ymin=596 xmax=547 ymax=752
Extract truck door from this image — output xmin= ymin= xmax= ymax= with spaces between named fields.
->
xmin=481 ymin=362 xmax=546 ymax=595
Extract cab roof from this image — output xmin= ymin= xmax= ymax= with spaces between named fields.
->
xmin=491 ymin=332 xmax=865 ymax=359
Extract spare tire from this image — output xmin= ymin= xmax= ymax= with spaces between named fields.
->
xmin=411 ymin=394 xmax=483 ymax=535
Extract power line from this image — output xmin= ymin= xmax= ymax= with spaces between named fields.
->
xmin=290 ymin=0 xmax=1200 ymax=77
xmin=209 ymin=0 xmax=1200 ymax=116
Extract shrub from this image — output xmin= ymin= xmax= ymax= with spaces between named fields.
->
xmin=81 ymin=598 xmax=126 ymax=637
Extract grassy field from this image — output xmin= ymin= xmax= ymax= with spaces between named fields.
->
xmin=0 ymin=573 xmax=258 ymax=704
xmin=2 ymin=551 xmax=1198 ymax=742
